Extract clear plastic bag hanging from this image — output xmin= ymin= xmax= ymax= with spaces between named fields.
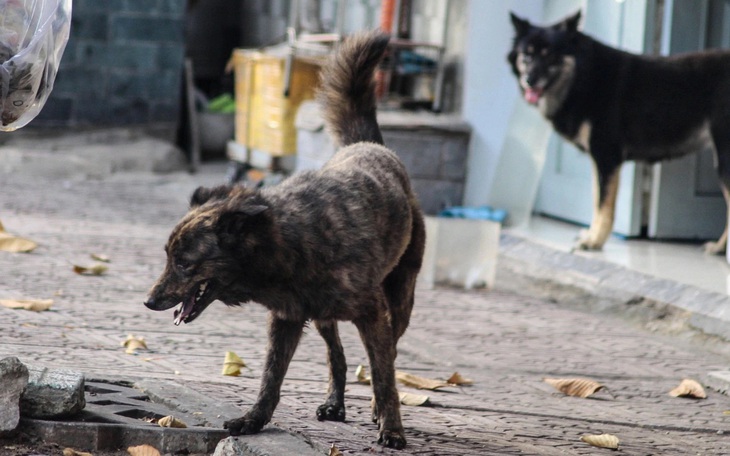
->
xmin=0 ymin=0 xmax=72 ymax=131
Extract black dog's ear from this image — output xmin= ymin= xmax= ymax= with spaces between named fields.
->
xmin=510 ymin=12 xmax=531 ymax=36
xmin=190 ymin=185 xmax=234 ymax=207
xmin=554 ymin=10 xmax=581 ymax=33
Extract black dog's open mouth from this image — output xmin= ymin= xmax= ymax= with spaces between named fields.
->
xmin=173 ymin=280 xmax=214 ymax=326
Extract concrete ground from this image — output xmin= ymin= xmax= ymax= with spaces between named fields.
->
xmin=1 ymin=137 xmax=730 ymax=455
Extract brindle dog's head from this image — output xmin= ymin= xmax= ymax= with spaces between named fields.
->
xmin=507 ymin=10 xmax=581 ymax=106
xmin=144 ymin=185 xmax=268 ymax=325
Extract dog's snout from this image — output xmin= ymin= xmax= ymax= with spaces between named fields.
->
xmin=144 ymin=297 xmax=157 ymax=309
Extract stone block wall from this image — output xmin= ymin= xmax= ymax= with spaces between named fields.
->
xmin=380 ymin=113 xmax=470 ymax=215
xmin=33 ymin=0 xmax=186 ymax=131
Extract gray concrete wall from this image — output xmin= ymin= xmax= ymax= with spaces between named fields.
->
xmin=33 ymin=0 xmax=186 ymax=131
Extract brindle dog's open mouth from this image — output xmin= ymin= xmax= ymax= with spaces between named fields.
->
xmin=173 ymin=280 xmax=215 ymax=325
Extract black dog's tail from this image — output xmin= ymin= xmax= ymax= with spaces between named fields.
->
xmin=318 ymin=30 xmax=389 ymax=147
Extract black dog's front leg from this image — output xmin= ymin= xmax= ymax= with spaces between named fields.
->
xmin=314 ymin=320 xmax=347 ymax=421
xmin=224 ymin=315 xmax=304 ymax=436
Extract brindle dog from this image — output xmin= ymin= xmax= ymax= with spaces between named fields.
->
xmin=144 ymin=31 xmax=425 ymax=450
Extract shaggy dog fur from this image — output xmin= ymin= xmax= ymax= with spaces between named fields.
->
xmin=144 ymin=30 xmax=425 ymax=449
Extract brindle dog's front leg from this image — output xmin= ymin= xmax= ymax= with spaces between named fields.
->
xmin=314 ymin=320 xmax=347 ymax=421
xmin=354 ymin=296 xmax=406 ymax=450
xmin=224 ymin=315 xmax=304 ymax=436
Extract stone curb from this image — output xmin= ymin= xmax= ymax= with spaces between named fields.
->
xmin=497 ymin=232 xmax=730 ymax=338
xmin=496 ymin=231 xmax=730 ymax=391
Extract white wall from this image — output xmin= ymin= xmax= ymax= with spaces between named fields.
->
xmin=461 ymin=0 xmax=546 ymax=217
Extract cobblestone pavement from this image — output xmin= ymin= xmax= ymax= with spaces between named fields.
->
xmin=2 ymin=164 xmax=730 ymax=455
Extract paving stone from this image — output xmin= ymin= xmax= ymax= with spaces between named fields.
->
xmin=20 ymin=366 xmax=86 ymax=419
xmin=213 ymin=431 xmax=323 ymax=456
xmin=1 ymin=161 xmax=730 ymax=454
xmin=0 ymin=357 xmax=29 ymax=432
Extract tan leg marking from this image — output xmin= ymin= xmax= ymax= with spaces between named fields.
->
xmin=703 ymin=185 xmax=729 ymax=255
xmin=577 ymin=164 xmax=620 ymax=251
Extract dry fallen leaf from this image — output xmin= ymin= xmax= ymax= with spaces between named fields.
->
xmin=90 ymin=253 xmax=111 ymax=263
xmin=544 ymin=377 xmax=605 ymax=398
xmin=0 ymin=224 xmax=37 ymax=253
xmin=222 ymin=351 xmax=246 ymax=376
xmin=399 ymin=392 xmax=430 ymax=406
xmin=396 ymin=371 xmax=451 ymax=390
xmin=0 ymin=299 xmax=53 ymax=312
xmin=121 ymin=334 xmax=148 ymax=354
xmin=63 ymin=449 xmax=93 ymax=456
xmin=127 ymin=444 xmax=161 ymax=456
xmin=447 ymin=372 xmax=474 ymax=386
xmin=158 ymin=415 xmax=187 ymax=428
xmin=580 ymin=433 xmax=620 ymax=450
xmin=329 ymin=444 xmax=343 ymax=456
xmin=73 ymin=263 xmax=108 ymax=276
xmin=669 ymin=378 xmax=707 ymax=399
xmin=355 ymin=364 xmax=370 ymax=384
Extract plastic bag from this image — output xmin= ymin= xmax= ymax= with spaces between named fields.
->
xmin=0 ymin=0 xmax=71 ymax=131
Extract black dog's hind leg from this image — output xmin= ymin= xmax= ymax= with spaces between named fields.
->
xmin=706 ymin=127 xmax=730 ymax=254
xmin=314 ymin=319 xmax=347 ymax=422
xmin=224 ymin=315 xmax=304 ymax=435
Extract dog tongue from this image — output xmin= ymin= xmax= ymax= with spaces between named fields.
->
xmin=173 ymin=298 xmax=195 ymax=326
xmin=524 ymin=87 xmax=542 ymax=105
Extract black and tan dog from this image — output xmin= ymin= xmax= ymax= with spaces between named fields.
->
xmin=144 ymin=31 xmax=425 ymax=450
xmin=508 ymin=10 xmax=730 ymax=253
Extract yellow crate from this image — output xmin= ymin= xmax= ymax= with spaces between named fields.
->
xmin=232 ymin=49 xmax=323 ymax=157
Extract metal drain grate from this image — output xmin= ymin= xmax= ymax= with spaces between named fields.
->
xmin=19 ymin=379 xmax=230 ymax=453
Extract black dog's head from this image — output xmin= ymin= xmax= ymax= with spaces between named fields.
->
xmin=144 ymin=184 xmax=269 ymax=325
xmin=507 ymin=10 xmax=581 ymax=106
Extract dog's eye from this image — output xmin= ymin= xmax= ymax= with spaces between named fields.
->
xmin=176 ymin=261 xmax=193 ymax=273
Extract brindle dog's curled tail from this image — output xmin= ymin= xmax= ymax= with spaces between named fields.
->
xmin=318 ymin=30 xmax=389 ymax=147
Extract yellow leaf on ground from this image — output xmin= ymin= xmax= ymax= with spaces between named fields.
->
xmin=63 ymin=449 xmax=93 ymax=456
xmin=158 ymin=415 xmax=187 ymax=428
xmin=355 ymin=364 xmax=371 ymax=384
xmin=121 ymin=334 xmax=148 ymax=354
xmin=222 ymin=351 xmax=246 ymax=376
xmin=0 ymin=231 xmax=37 ymax=253
xmin=669 ymin=378 xmax=707 ymax=399
xmin=580 ymin=433 xmax=620 ymax=449
xmin=73 ymin=263 xmax=108 ymax=276
xmin=399 ymin=392 xmax=430 ymax=406
xmin=544 ymin=378 xmax=605 ymax=398
xmin=90 ymin=253 xmax=111 ymax=262
xmin=447 ymin=372 xmax=474 ymax=385
xmin=396 ymin=371 xmax=452 ymax=390
xmin=329 ymin=444 xmax=343 ymax=456
xmin=127 ymin=444 xmax=161 ymax=456
xmin=0 ymin=299 xmax=53 ymax=312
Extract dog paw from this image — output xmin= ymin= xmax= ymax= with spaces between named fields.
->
xmin=316 ymin=402 xmax=346 ymax=421
xmin=378 ymin=429 xmax=406 ymax=449
xmin=223 ymin=414 xmax=266 ymax=436
xmin=703 ymin=240 xmax=727 ymax=255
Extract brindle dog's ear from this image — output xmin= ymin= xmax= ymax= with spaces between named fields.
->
xmin=555 ymin=10 xmax=581 ymax=33
xmin=215 ymin=205 xmax=269 ymax=244
xmin=510 ymin=12 xmax=531 ymax=36
xmin=190 ymin=185 xmax=233 ymax=207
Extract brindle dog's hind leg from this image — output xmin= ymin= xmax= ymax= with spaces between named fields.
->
xmin=224 ymin=315 xmax=304 ymax=435
xmin=314 ymin=319 xmax=347 ymax=421
xmin=354 ymin=292 xmax=406 ymax=450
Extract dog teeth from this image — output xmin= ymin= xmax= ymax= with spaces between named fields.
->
xmin=195 ymin=281 xmax=208 ymax=302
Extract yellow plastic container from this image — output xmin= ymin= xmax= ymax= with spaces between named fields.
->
xmin=232 ymin=49 xmax=323 ymax=156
